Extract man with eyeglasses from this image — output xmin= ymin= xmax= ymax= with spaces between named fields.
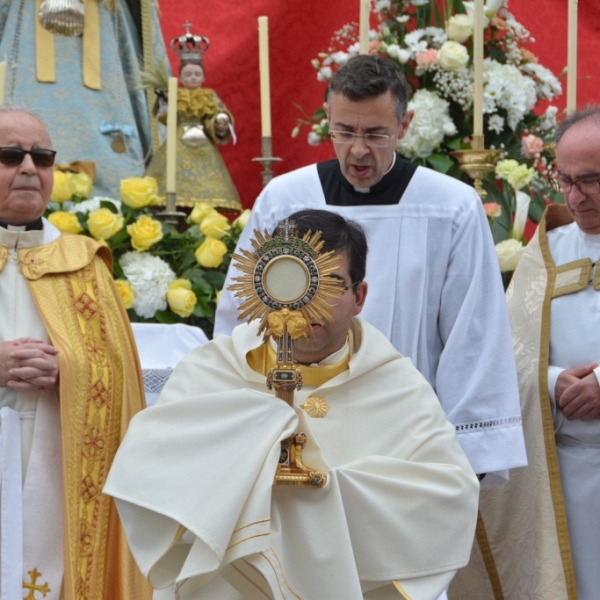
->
xmin=451 ymin=105 xmax=600 ymax=599
xmin=216 ymin=55 xmax=525 ymax=487
xmin=0 ymin=106 xmax=150 ymax=599
xmin=106 ymin=209 xmax=479 ymax=600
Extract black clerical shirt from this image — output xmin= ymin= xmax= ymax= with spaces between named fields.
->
xmin=317 ymin=154 xmax=417 ymax=206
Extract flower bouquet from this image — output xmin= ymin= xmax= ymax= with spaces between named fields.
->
xmin=295 ymin=0 xmax=565 ymax=265
xmin=45 ymin=171 xmax=249 ymax=338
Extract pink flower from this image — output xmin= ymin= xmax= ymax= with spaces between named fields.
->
xmin=416 ymin=49 xmax=439 ymax=69
xmin=521 ymin=134 xmax=544 ymax=159
xmin=484 ymin=202 xmax=502 ymax=218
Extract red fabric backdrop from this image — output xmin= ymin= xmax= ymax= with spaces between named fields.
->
xmin=156 ymin=0 xmax=600 ymax=209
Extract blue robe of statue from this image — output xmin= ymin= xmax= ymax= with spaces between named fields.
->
xmin=0 ymin=0 xmax=168 ymax=197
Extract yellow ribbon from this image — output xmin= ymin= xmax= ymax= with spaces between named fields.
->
xmin=35 ymin=0 xmax=102 ymax=90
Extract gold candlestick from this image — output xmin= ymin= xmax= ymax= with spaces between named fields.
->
xmin=252 ymin=136 xmax=282 ymax=188
xmin=450 ymin=135 xmax=502 ymax=200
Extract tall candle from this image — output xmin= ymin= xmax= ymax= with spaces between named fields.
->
xmin=166 ymin=77 xmax=178 ymax=194
xmin=258 ymin=16 xmax=272 ymax=137
xmin=0 ymin=62 xmax=6 ymax=106
xmin=472 ymin=0 xmax=484 ymax=138
xmin=359 ymin=0 xmax=369 ymax=55
xmin=567 ymin=0 xmax=578 ymax=114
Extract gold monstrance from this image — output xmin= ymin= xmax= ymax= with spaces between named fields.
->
xmin=229 ymin=219 xmax=344 ymax=487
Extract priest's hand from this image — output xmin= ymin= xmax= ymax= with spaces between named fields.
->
xmin=556 ymin=363 xmax=600 ymax=420
xmin=0 ymin=338 xmax=59 ymax=393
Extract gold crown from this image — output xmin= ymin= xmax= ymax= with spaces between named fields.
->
xmin=170 ymin=21 xmax=210 ymax=63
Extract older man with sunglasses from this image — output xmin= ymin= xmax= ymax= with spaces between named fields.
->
xmin=0 ymin=107 xmax=149 ymax=599
xmin=216 ymin=55 xmax=526 ymax=488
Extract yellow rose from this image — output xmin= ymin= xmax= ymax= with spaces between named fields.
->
xmin=115 ymin=279 xmax=135 ymax=309
xmin=189 ymin=201 xmax=216 ymax=225
xmin=195 ymin=236 xmax=228 ymax=269
xmin=51 ymin=171 xmax=73 ymax=203
xmin=495 ymin=239 xmax=525 ymax=272
xmin=70 ymin=173 xmax=93 ymax=198
xmin=214 ymin=289 xmax=223 ymax=305
xmin=120 ymin=176 xmax=158 ymax=209
xmin=446 ymin=14 xmax=473 ymax=43
xmin=127 ymin=215 xmax=164 ymax=251
xmin=233 ymin=209 xmax=251 ymax=231
xmin=48 ymin=211 xmax=83 ymax=234
xmin=166 ymin=279 xmax=197 ymax=318
xmin=200 ymin=211 xmax=231 ymax=239
xmin=87 ymin=208 xmax=124 ymax=240
xmin=438 ymin=41 xmax=469 ymax=71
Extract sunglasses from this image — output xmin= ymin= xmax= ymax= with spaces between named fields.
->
xmin=0 ymin=147 xmax=56 ymax=168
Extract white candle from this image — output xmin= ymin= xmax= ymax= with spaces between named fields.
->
xmin=472 ymin=0 xmax=484 ymax=138
xmin=0 ymin=62 xmax=6 ymax=106
xmin=258 ymin=16 xmax=272 ymax=137
xmin=166 ymin=77 xmax=178 ymax=194
xmin=567 ymin=0 xmax=578 ymax=114
xmin=359 ymin=0 xmax=370 ymax=55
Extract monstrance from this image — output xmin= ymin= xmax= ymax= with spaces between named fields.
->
xmin=229 ymin=219 xmax=344 ymax=487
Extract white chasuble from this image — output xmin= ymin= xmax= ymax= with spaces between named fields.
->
xmin=106 ymin=318 xmax=480 ymax=600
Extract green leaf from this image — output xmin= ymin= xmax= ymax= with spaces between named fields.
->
xmin=426 ymin=153 xmax=455 ymax=174
xmin=100 ymin=201 xmax=119 ymax=214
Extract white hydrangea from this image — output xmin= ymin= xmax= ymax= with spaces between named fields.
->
xmin=483 ymin=58 xmax=537 ymax=130
xmin=538 ymin=105 xmax=558 ymax=132
xmin=120 ymin=251 xmax=175 ymax=319
xmin=521 ymin=62 xmax=562 ymax=101
xmin=404 ymin=30 xmax=429 ymax=57
xmin=397 ymin=89 xmax=457 ymax=159
xmin=69 ymin=196 xmax=122 ymax=215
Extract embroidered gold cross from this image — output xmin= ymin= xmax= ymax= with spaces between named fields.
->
xmin=23 ymin=568 xmax=51 ymax=599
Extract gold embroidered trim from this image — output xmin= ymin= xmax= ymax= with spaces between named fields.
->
xmin=475 ymin=512 xmax=504 ymax=599
xmin=232 ymin=518 xmax=270 ymax=535
xmin=226 ymin=532 xmax=270 ymax=552
xmin=0 ymin=246 xmax=8 ymax=273
xmin=538 ymin=213 xmax=578 ymax=599
xmin=551 ymin=258 xmax=592 ymax=298
xmin=392 ymin=580 xmax=412 ymax=599
xmin=229 ymin=561 xmax=272 ymax=599
xmin=247 ymin=341 xmax=350 ymax=387
xmin=260 ymin=549 xmax=302 ymax=600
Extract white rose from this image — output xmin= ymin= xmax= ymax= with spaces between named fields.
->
xmin=438 ymin=41 xmax=469 ymax=71
xmin=495 ymin=239 xmax=525 ymax=272
xmin=446 ymin=14 xmax=473 ymax=43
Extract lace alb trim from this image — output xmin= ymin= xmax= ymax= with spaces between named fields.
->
xmin=142 ymin=368 xmax=174 ymax=394
xmin=455 ymin=415 xmax=522 ymax=432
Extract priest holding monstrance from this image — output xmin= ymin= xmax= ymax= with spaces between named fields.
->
xmin=105 ymin=209 xmax=479 ymax=599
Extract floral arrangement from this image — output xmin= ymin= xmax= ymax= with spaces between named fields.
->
xmin=295 ymin=0 xmax=565 ymax=270
xmin=45 ymin=171 xmax=249 ymax=338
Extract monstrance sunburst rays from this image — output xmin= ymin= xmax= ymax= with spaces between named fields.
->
xmin=229 ymin=221 xmax=345 ymax=339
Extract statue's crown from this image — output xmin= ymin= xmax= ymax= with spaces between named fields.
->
xmin=171 ymin=22 xmax=210 ymax=62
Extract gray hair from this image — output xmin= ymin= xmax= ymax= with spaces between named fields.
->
xmin=327 ymin=55 xmax=409 ymax=122
xmin=0 ymin=103 xmax=52 ymax=145
xmin=556 ymin=104 xmax=600 ymax=143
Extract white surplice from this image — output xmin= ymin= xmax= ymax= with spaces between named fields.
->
xmin=214 ymin=163 xmax=526 ymax=480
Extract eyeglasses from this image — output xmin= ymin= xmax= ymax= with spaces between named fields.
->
xmin=330 ymin=130 xmax=397 ymax=148
xmin=0 ymin=147 xmax=56 ymax=168
xmin=550 ymin=176 xmax=600 ymax=195
xmin=330 ymin=281 xmax=361 ymax=306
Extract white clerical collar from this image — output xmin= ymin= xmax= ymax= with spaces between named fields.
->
xmin=577 ymin=226 xmax=600 ymax=248
xmin=352 ymin=153 xmax=397 ymax=193
xmin=0 ymin=224 xmax=46 ymax=250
